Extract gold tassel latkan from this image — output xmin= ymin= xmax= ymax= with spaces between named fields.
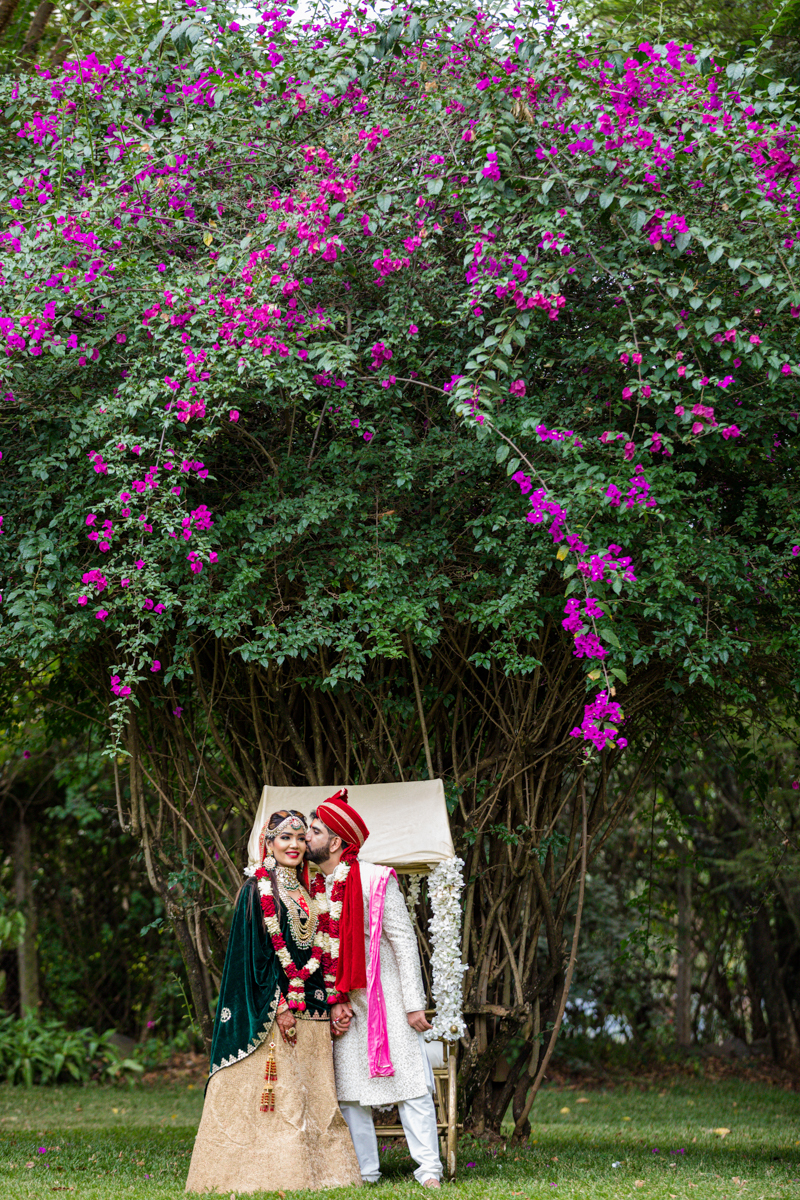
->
xmin=260 ymin=1041 xmax=277 ymax=1113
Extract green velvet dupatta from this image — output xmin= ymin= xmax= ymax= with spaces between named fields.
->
xmin=207 ymin=877 xmax=327 ymax=1081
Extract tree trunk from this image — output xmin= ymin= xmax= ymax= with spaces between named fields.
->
xmin=168 ymin=904 xmax=214 ymax=1049
xmin=0 ymin=0 xmax=21 ymax=37
xmin=675 ymin=859 xmax=692 ymax=1047
xmin=13 ymin=819 xmax=39 ymax=1015
xmin=747 ymin=907 xmax=800 ymax=1070
xmin=746 ymin=957 xmax=769 ymax=1041
xmin=48 ymin=0 xmax=101 ymax=66
xmin=140 ymin=817 xmax=214 ymax=1049
xmin=20 ymin=0 xmax=54 ymax=62
xmin=713 ymin=962 xmax=746 ymax=1042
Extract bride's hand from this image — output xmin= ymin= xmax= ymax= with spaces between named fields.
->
xmin=331 ymin=1002 xmax=353 ymax=1037
xmin=276 ymin=1009 xmax=298 ymax=1045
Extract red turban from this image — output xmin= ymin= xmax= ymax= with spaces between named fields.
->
xmin=316 ymin=788 xmax=369 ymax=993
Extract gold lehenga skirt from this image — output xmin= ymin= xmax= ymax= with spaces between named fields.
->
xmin=185 ymin=1020 xmax=361 ymax=1193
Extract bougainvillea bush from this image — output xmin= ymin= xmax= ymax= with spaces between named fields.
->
xmin=1 ymin=0 xmax=799 ymax=1130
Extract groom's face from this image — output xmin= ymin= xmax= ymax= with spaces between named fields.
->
xmin=305 ymin=818 xmax=334 ymax=864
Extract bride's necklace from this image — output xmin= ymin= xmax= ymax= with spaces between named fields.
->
xmin=276 ymin=864 xmax=301 ymax=893
xmin=255 ymin=866 xmax=324 ymax=1010
xmin=275 ymin=866 xmax=315 ymax=948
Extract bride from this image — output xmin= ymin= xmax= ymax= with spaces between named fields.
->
xmin=186 ymin=809 xmax=360 ymax=1193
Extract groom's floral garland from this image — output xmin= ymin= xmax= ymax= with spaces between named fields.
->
xmin=255 ymin=866 xmax=325 ymax=1010
xmin=310 ymin=858 xmax=351 ymax=1005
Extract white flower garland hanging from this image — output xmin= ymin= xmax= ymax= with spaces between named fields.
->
xmin=405 ymin=873 xmax=422 ymax=919
xmin=426 ymin=856 xmax=468 ymax=1042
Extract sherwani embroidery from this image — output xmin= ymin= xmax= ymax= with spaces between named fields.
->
xmin=326 ymin=861 xmax=434 ymax=1105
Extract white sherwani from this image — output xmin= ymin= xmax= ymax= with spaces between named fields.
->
xmin=326 ymin=859 xmax=432 ymax=1105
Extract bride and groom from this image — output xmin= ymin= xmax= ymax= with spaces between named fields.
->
xmin=185 ymin=789 xmax=443 ymax=1193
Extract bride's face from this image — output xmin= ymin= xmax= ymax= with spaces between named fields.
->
xmin=271 ymin=828 xmax=306 ymax=868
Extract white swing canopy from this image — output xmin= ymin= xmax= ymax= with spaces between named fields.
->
xmin=247 ymin=779 xmax=455 ymax=871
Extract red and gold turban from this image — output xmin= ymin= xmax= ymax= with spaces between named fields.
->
xmin=315 ymin=788 xmax=369 ymax=853
xmin=316 ymin=788 xmax=370 ymax=993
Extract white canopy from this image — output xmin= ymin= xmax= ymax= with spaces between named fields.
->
xmin=246 ymin=780 xmax=454 ymax=871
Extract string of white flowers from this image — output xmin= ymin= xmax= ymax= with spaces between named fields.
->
xmin=405 ymin=873 xmax=422 ymax=919
xmin=425 ymin=856 xmax=468 ymax=1042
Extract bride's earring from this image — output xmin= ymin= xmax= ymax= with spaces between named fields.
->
xmin=263 ymin=853 xmax=276 ymax=870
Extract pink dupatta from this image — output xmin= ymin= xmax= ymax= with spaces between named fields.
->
xmin=367 ymin=866 xmax=396 ymax=1077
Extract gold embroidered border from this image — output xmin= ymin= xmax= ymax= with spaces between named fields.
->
xmin=208 ymin=984 xmax=282 ymax=1079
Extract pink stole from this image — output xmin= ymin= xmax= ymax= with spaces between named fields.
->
xmin=367 ymin=866 xmax=396 ymax=1077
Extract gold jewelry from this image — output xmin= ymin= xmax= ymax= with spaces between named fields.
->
xmin=266 ymin=814 xmax=306 ymax=838
xmin=286 ymin=1026 xmax=296 ymax=1040
xmin=275 ymin=865 xmax=300 ymax=890
xmin=276 ymin=873 xmax=317 ymax=950
xmin=260 ymin=1041 xmax=277 ymax=1113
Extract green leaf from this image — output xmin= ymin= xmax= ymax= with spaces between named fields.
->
xmin=599 ymin=625 xmax=621 ymax=649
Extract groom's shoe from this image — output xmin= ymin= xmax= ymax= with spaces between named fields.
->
xmin=420 ymin=1180 xmax=441 ymax=1189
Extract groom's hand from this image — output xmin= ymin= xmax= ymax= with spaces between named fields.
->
xmin=331 ymin=1001 xmax=353 ymax=1037
xmin=407 ymin=1010 xmax=432 ymax=1032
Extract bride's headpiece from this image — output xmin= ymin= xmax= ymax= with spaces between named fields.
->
xmin=246 ymin=788 xmax=308 ymax=875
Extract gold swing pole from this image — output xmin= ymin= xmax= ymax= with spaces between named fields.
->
xmin=446 ymin=1041 xmax=457 ymax=1179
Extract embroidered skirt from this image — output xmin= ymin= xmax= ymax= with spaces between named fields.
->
xmin=185 ymin=1019 xmax=361 ymax=1193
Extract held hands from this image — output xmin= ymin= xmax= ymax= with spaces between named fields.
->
xmin=331 ymin=1001 xmax=353 ymax=1037
xmin=329 ymin=1003 xmax=431 ymax=1035
xmin=276 ymin=1008 xmax=298 ymax=1046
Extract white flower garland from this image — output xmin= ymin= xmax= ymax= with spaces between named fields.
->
xmin=405 ymin=873 xmax=422 ymax=919
xmin=324 ymin=857 xmax=351 ymax=969
xmin=426 ymin=856 xmax=468 ymax=1042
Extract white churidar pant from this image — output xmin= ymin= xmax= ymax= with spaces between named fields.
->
xmin=340 ymin=1091 xmax=443 ymax=1184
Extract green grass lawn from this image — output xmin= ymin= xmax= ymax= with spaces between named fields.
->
xmin=0 ymin=1075 xmax=798 ymax=1198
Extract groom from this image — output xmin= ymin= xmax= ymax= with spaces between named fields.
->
xmin=305 ymin=790 xmax=443 ymax=1189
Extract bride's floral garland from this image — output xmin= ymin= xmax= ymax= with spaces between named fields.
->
xmin=255 ymin=866 xmax=324 ymax=1010
xmin=310 ymin=857 xmax=351 ymax=1005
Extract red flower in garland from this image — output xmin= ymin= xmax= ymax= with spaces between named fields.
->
xmin=310 ymin=861 xmax=351 ymax=1005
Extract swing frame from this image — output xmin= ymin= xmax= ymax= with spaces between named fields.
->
xmin=372 ymin=862 xmax=460 ymax=1180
